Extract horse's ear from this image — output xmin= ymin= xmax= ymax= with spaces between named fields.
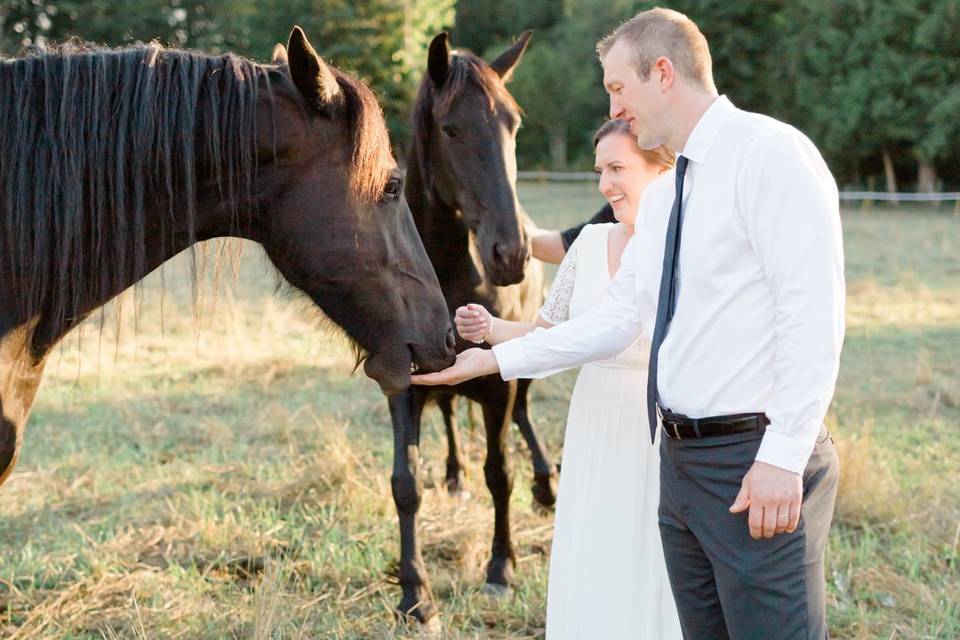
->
xmin=428 ymin=32 xmax=450 ymax=87
xmin=271 ymin=43 xmax=288 ymax=65
xmin=286 ymin=26 xmax=341 ymax=115
xmin=490 ymin=30 xmax=533 ymax=82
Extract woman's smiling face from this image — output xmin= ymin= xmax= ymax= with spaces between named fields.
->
xmin=594 ymin=132 xmax=665 ymax=226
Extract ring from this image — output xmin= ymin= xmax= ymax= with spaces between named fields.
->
xmin=777 ymin=514 xmax=789 ymax=521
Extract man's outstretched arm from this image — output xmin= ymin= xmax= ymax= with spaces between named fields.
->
xmin=412 ymin=233 xmax=646 ymax=386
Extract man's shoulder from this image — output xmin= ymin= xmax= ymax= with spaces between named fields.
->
xmin=725 ymin=106 xmax=816 ymax=154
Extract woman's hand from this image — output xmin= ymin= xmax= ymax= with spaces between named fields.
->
xmin=455 ymin=303 xmax=493 ymax=344
xmin=411 ymin=348 xmax=499 ymax=386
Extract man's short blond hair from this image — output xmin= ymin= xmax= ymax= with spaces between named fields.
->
xmin=597 ymin=8 xmax=716 ymax=94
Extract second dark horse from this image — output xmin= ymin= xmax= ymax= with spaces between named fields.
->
xmin=387 ymin=31 xmax=559 ymax=622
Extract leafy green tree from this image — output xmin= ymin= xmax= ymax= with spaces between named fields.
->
xmin=249 ymin=0 xmax=455 ymax=150
xmin=2 ymin=0 xmax=958 ymax=184
xmin=0 ymin=0 xmax=455 ymax=151
xmin=451 ymin=0 xmax=562 ymax=53
xmin=771 ymin=0 xmax=960 ymax=190
xmin=913 ymin=0 xmax=960 ymax=190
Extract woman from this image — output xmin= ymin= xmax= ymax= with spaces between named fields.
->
xmin=456 ymin=120 xmax=682 ymax=639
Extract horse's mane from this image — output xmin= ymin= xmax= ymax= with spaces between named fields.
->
xmin=0 ymin=40 xmax=391 ymax=339
xmin=411 ymin=49 xmax=520 ymax=187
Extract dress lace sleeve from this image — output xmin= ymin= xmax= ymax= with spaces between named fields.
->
xmin=539 ymin=233 xmax=582 ymax=325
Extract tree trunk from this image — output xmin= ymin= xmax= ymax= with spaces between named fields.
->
xmin=881 ymin=147 xmax=898 ymax=208
xmin=549 ymin=124 xmax=567 ymax=171
xmin=917 ymin=159 xmax=937 ymax=193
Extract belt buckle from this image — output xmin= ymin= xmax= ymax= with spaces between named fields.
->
xmin=657 ymin=402 xmax=683 ymax=440
xmin=662 ymin=417 xmax=682 ymax=440
xmin=659 ymin=405 xmax=683 ymax=440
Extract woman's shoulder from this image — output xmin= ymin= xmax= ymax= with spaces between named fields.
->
xmin=565 ymin=222 xmax=616 ymax=267
xmin=575 ymin=221 xmax=615 ymax=244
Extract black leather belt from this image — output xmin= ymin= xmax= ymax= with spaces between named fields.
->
xmin=659 ymin=407 xmax=769 ymax=440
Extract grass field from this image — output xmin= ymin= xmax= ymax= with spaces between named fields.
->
xmin=1 ymin=182 xmax=958 ymax=639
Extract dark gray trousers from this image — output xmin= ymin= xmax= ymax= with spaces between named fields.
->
xmin=659 ymin=426 xmax=839 ymax=640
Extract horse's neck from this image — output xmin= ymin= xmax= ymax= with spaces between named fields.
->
xmin=28 ymin=206 xmax=214 ymax=358
xmin=405 ymin=152 xmax=480 ymax=292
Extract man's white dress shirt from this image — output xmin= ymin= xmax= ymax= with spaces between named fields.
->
xmin=493 ymin=96 xmax=845 ymax=474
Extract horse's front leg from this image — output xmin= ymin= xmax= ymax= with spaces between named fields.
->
xmin=480 ymin=379 xmax=517 ymax=594
xmin=0 ymin=335 xmax=45 ymax=488
xmin=437 ymin=394 xmax=466 ymax=494
xmin=512 ymin=378 xmax=558 ymax=509
xmin=387 ymin=387 xmax=435 ymax=622
xmin=0 ymin=409 xmax=21 ymax=488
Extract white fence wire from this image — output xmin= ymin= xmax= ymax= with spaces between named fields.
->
xmin=517 ymin=171 xmax=960 ymax=203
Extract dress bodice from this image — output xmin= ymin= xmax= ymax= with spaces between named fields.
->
xmin=539 ymin=223 xmax=650 ymax=369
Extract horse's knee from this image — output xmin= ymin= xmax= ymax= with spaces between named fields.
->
xmin=0 ymin=418 xmax=20 ymax=486
xmin=483 ymin=459 xmax=513 ymax=492
xmin=391 ymin=471 xmax=423 ymax=514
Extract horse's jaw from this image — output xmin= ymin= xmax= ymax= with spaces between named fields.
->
xmin=363 ymin=346 xmax=413 ymax=395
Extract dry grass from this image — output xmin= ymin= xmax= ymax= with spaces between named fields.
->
xmin=0 ymin=190 xmax=957 ymax=638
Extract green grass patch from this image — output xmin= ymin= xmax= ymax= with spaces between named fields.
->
xmin=0 ymin=183 xmax=957 ymax=638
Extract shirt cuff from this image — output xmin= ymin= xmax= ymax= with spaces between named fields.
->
xmin=491 ymin=338 xmax=527 ymax=381
xmin=754 ymin=425 xmax=819 ymax=475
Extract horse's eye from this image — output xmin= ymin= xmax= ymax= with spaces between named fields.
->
xmin=382 ymin=176 xmax=402 ymax=201
xmin=441 ymin=124 xmax=458 ymax=138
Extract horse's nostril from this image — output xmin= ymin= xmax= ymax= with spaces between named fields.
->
xmin=445 ymin=328 xmax=457 ymax=351
xmin=492 ymin=242 xmax=522 ymax=266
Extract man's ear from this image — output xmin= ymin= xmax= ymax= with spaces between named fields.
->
xmin=652 ymin=56 xmax=675 ymax=90
xmin=490 ymin=30 xmax=533 ymax=82
xmin=287 ymin=26 xmax=342 ymax=116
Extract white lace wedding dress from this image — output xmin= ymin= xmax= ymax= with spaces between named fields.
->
xmin=540 ymin=223 xmax=681 ymax=639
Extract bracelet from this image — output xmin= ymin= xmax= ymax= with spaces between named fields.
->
xmin=472 ymin=315 xmax=493 ymax=344
xmin=483 ymin=316 xmax=493 ymax=342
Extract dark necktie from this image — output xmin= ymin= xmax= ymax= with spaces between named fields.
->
xmin=646 ymin=155 xmax=689 ymax=442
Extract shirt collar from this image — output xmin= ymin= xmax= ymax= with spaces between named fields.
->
xmin=680 ymin=95 xmax=734 ymax=164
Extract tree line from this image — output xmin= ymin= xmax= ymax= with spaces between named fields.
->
xmin=2 ymin=0 xmax=958 ymax=190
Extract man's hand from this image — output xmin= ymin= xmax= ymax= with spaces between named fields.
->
xmin=410 ymin=348 xmax=499 ymax=386
xmin=729 ymin=461 xmax=802 ymax=539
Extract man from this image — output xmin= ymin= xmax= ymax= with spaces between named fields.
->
xmin=414 ymin=7 xmax=844 ymax=639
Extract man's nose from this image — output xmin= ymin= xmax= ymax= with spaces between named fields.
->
xmin=609 ymin=96 xmax=623 ymax=119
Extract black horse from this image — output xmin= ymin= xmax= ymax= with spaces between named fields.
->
xmin=0 ymin=27 xmax=457 ymax=489
xmin=386 ymin=31 xmax=558 ymax=623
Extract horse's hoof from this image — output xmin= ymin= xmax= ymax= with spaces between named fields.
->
xmin=396 ymin=613 xmax=442 ymax=637
xmin=482 ymin=582 xmax=514 ymax=598
xmin=420 ymin=615 xmax=442 ymax=636
xmin=444 ymin=472 xmax=464 ymax=494
xmin=531 ymin=471 xmax=558 ymax=509
xmin=395 ymin=599 xmax=438 ymax=626
xmin=531 ymin=498 xmax=554 ymax=516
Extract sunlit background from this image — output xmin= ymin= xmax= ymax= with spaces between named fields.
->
xmin=0 ymin=2 xmax=957 ymax=638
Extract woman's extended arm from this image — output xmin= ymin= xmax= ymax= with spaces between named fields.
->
xmin=528 ymin=203 xmax=615 ymax=265
xmin=455 ymin=304 xmax=553 ymax=345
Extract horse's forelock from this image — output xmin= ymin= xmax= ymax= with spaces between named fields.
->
xmin=433 ymin=51 xmax=521 ymax=120
xmin=410 ymin=51 xmax=521 ymax=192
